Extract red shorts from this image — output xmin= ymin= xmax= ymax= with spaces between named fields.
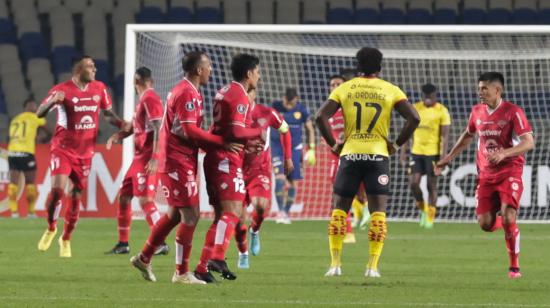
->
xmin=204 ymin=152 xmax=246 ymax=205
xmin=119 ymin=159 xmax=157 ymax=198
xmin=476 ymin=175 xmax=523 ymax=215
xmin=158 ymin=155 xmax=199 ymax=208
xmin=50 ymin=149 xmax=91 ymax=191
xmin=245 ymin=170 xmax=271 ymax=200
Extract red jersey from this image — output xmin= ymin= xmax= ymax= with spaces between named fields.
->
xmin=42 ymin=79 xmax=112 ymax=159
xmin=244 ymin=104 xmax=285 ymax=171
xmin=133 ymin=88 xmax=163 ymax=162
xmin=467 ymin=100 xmax=532 ymax=179
xmin=158 ymin=79 xmax=204 ymax=172
xmin=328 ymin=109 xmax=345 ymax=158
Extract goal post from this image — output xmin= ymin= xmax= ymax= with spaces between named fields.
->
xmin=124 ymin=24 xmax=550 ymax=221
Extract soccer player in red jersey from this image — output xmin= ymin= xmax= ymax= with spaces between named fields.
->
xmin=105 ymin=67 xmax=166 ymax=255
xmin=436 ymin=72 xmax=534 ymax=279
xmin=235 ymin=88 xmax=293 ymax=269
xmin=36 ymin=55 xmax=128 ymax=258
xmin=130 ymin=51 xmax=242 ymax=284
xmin=195 ymin=54 xmax=264 ymax=281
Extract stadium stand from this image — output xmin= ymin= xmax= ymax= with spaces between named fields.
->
xmin=303 ymin=0 xmax=328 ymax=23
xmin=250 ymin=0 xmax=274 ymax=24
xmin=327 ymin=0 xmax=353 ymax=24
xmin=487 ymin=0 xmax=512 ymax=24
xmin=435 ymin=0 xmax=459 ymax=24
xmin=276 ymin=0 xmax=300 ymax=24
xmin=462 ymin=0 xmax=487 ymax=24
xmin=380 ymin=0 xmax=406 ymax=24
xmin=513 ymin=0 xmax=538 ymax=24
xmin=408 ymin=0 xmax=434 ymax=24
xmin=355 ymin=0 xmax=380 ymax=24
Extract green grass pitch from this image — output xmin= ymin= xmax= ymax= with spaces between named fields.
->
xmin=1 ymin=218 xmax=549 ymax=307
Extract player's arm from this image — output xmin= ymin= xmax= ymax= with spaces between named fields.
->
xmin=102 ymin=108 xmax=131 ymax=131
xmin=390 ymin=100 xmax=420 ymax=155
xmin=37 ymin=91 xmax=64 ymax=118
xmin=439 ymin=124 xmax=450 ymax=157
xmin=488 ymin=133 xmax=534 ymax=165
xmin=399 ymin=140 xmax=409 ymax=167
xmin=315 ymin=99 xmax=341 ymax=153
xmin=435 ymin=129 xmax=474 ymax=173
xmin=145 ymin=119 xmax=162 ymax=174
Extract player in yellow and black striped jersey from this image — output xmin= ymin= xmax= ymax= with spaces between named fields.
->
xmin=316 ymin=47 xmax=420 ymax=278
xmin=400 ymin=84 xmax=451 ymax=229
xmin=7 ymin=98 xmax=50 ymax=218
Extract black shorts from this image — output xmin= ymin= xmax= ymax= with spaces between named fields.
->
xmin=333 ymin=154 xmax=390 ymax=197
xmin=8 ymin=152 xmax=37 ymax=172
xmin=410 ymin=154 xmax=439 ymax=176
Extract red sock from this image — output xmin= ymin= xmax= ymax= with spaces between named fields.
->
xmin=211 ymin=212 xmax=239 ymax=260
xmin=235 ymin=222 xmax=248 ymax=254
xmin=118 ymin=200 xmax=132 ymax=243
xmin=140 ymin=214 xmax=178 ymax=264
xmin=45 ymin=188 xmax=64 ymax=231
xmin=490 ymin=215 xmax=503 ymax=232
xmin=346 ymin=213 xmax=353 ymax=233
xmin=503 ymin=222 xmax=520 ymax=269
xmin=61 ymin=196 xmax=81 ymax=241
xmin=141 ymin=201 xmax=160 ymax=228
xmin=175 ymin=223 xmax=196 ymax=275
xmin=196 ymin=222 xmax=217 ymax=273
xmin=251 ymin=210 xmax=264 ymax=233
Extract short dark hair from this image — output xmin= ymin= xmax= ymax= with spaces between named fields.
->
xmin=339 ymin=68 xmax=357 ymax=81
xmin=421 ymin=83 xmax=437 ymax=95
xmin=231 ymin=53 xmax=260 ymax=81
xmin=182 ymin=51 xmax=207 ymax=74
xmin=23 ymin=98 xmax=35 ymax=107
xmin=135 ymin=66 xmax=152 ymax=82
xmin=356 ymin=47 xmax=383 ymax=75
xmin=71 ymin=55 xmax=91 ymax=67
xmin=478 ymin=72 xmax=505 ymax=86
xmin=329 ymin=74 xmax=345 ymax=82
xmin=284 ymin=88 xmax=298 ymax=101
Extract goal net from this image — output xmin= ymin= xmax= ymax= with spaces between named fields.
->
xmin=125 ymin=25 xmax=550 ymax=222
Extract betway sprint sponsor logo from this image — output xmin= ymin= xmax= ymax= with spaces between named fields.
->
xmin=74 ymin=105 xmax=98 ymax=112
xmin=478 ymin=130 xmax=501 ymax=137
xmin=75 ymin=115 xmax=96 ymax=130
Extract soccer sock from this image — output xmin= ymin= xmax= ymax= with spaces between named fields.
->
xmin=275 ymin=179 xmax=286 ymax=213
xmin=45 ymin=188 xmax=64 ymax=231
xmin=284 ymin=186 xmax=296 ymax=214
xmin=141 ymin=201 xmax=161 ymax=228
xmin=25 ymin=184 xmax=37 ymax=215
xmin=427 ymin=205 xmax=437 ymax=222
xmin=503 ymin=222 xmax=520 ymax=269
xmin=345 ymin=213 xmax=353 ymax=234
xmin=415 ymin=200 xmax=426 ymax=212
xmin=140 ymin=214 xmax=178 ymax=264
xmin=367 ymin=212 xmax=387 ymax=271
xmin=235 ymin=222 xmax=248 ymax=254
xmin=118 ymin=199 xmax=132 ymax=243
xmin=175 ymin=223 xmax=196 ymax=275
xmin=211 ymin=211 xmax=239 ymax=260
xmin=328 ymin=209 xmax=347 ymax=267
xmin=351 ymin=197 xmax=363 ymax=221
xmin=490 ymin=215 xmax=503 ymax=232
xmin=61 ymin=196 xmax=81 ymax=241
xmin=7 ymin=183 xmax=18 ymax=214
xmin=251 ymin=210 xmax=264 ymax=233
xmin=196 ymin=222 xmax=217 ymax=273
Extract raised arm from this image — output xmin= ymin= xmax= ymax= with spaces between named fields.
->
xmin=37 ymin=91 xmax=64 ymax=118
xmin=439 ymin=125 xmax=450 ymax=157
xmin=435 ymin=128 xmax=475 ymax=173
xmin=102 ymin=108 xmax=130 ymax=130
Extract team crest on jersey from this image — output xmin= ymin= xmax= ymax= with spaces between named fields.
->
xmin=511 ymin=182 xmax=519 ymax=191
xmin=237 ymin=104 xmax=247 ymax=114
xmin=293 ymin=112 xmax=302 ymax=120
xmin=257 ymin=118 xmax=267 ymax=126
xmin=185 ymin=101 xmax=195 ymax=111
xmin=378 ymin=174 xmax=389 ymax=185
xmin=498 ymin=120 xmax=507 ymax=128
xmin=476 ymin=119 xmax=481 ymax=126
xmin=72 ymin=97 xmax=79 ymax=104
xmin=220 ymin=182 xmax=228 ymax=190
xmin=93 ymin=95 xmax=100 ymax=102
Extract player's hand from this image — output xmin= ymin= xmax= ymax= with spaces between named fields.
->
xmin=387 ymin=141 xmax=398 ymax=155
xmin=106 ymin=132 xmax=122 ymax=150
xmin=284 ymin=158 xmax=294 ymax=176
xmin=121 ymin=121 xmax=133 ymax=132
xmin=434 ymin=155 xmax=452 ymax=176
xmin=224 ymin=142 xmax=244 ymax=153
xmin=331 ymin=141 xmax=344 ymax=155
xmin=304 ymin=148 xmax=316 ymax=166
xmin=146 ymin=158 xmax=158 ymax=175
xmin=487 ymin=151 xmax=506 ymax=165
xmin=244 ymin=138 xmax=264 ymax=154
xmin=51 ymin=91 xmax=65 ymax=104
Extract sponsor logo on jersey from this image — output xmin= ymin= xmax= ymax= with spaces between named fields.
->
xmin=75 ymin=115 xmax=96 ymax=130
xmin=168 ymin=171 xmax=179 ymax=181
xmin=74 ymin=105 xmax=98 ymax=112
xmin=293 ymin=112 xmax=302 ymax=120
xmin=257 ymin=118 xmax=267 ymax=127
xmin=479 ymin=130 xmax=502 ymax=137
xmin=93 ymin=95 xmax=100 ymax=102
xmin=498 ymin=120 xmax=508 ymax=128
xmin=511 ymin=182 xmax=519 ymax=190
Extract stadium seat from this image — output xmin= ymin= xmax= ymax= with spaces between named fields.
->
xmin=303 ymin=0 xmax=327 ymax=23
xmin=37 ymin=0 xmax=62 ymax=13
xmin=65 ymin=0 xmax=89 ymax=13
xmin=117 ymin=0 xmax=141 ymax=13
xmin=0 ymin=113 xmax=9 ymax=142
xmin=434 ymin=0 xmax=458 ymax=24
xmin=539 ymin=0 xmax=550 ymax=24
xmin=114 ymin=74 xmax=125 ymax=99
xmin=14 ymin=17 xmax=41 ymax=38
xmin=167 ymin=6 xmax=193 ymax=23
xmin=196 ymin=0 xmax=222 ymax=23
xmin=49 ymin=6 xmax=75 ymax=48
xmin=136 ymin=7 xmax=166 ymax=23
xmin=2 ymin=75 xmax=29 ymax=116
xmin=355 ymin=0 xmax=380 ymax=24
xmin=408 ymin=0 xmax=433 ymax=24
xmin=224 ymin=0 xmax=247 ymax=23
xmin=52 ymin=46 xmax=80 ymax=76
xmin=0 ymin=0 xmax=9 ymax=19
xmin=10 ymin=0 xmax=35 ymax=16
xmin=0 ymin=44 xmax=21 ymax=72
xmin=462 ymin=0 xmax=487 ymax=24
xmin=143 ymin=0 xmax=168 ymax=13
xmin=275 ymin=0 xmax=297 ymax=24
xmin=89 ymin=0 xmax=115 ymax=13
xmin=94 ymin=59 xmax=111 ymax=84
xmin=327 ymin=0 xmax=353 ymax=24
xmin=380 ymin=0 xmax=406 ymax=24
xmin=19 ymin=32 xmax=49 ymax=61
xmin=0 ymin=19 xmax=16 ymax=44
xmin=512 ymin=0 xmax=537 ymax=25
xmin=487 ymin=0 xmax=511 ymax=24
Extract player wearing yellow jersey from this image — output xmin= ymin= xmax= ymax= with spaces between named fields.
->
xmin=7 ymin=99 xmax=50 ymax=217
xmin=316 ymin=47 xmax=419 ymax=278
xmin=400 ymin=84 xmax=451 ymax=229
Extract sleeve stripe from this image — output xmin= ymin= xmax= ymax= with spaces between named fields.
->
xmin=180 ymin=120 xmax=196 ymax=123
xmin=103 ymin=89 xmax=112 ymax=108
xmin=231 ymin=121 xmax=246 ymax=127
xmin=515 ymin=112 xmax=525 ymax=130
xmin=271 ymin=111 xmax=283 ymax=124
xmin=518 ymin=131 xmax=533 ymax=137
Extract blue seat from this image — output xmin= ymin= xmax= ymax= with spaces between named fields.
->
xmin=167 ymin=7 xmax=193 ymax=23
xmin=94 ymin=59 xmax=110 ymax=84
xmin=0 ymin=19 xmax=16 ymax=44
xmin=463 ymin=9 xmax=486 ymax=24
xmin=136 ymin=7 xmax=165 ymax=23
xmin=327 ymin=8 xmax=353 ymax=24
xmin=20 ymin=32 xmax=49 ymax=61
xmin=408 ymin=9 xmax=433 ymax=24
xmin=380 ymin=8 xmax=405 ymax=24
xmin=355 ymin=8 xmax=379 ymax=24
xmin=114 ymin=74 xmax=124 ymax=99
xmin=512 ymin=9 xmax=537 ymax=24
xmin=434 ymin=9 xmax=457 ymax=24
xmin=196 ymin=7 xmax=221 ymax=23
xmin=0 ymin=91 xmax=7 ymax=114
xmin=52 ymin=46 xmax=80 ymax=76
xmin=487 ymin=8 xmax=511 ymax=24
xmin=538 ymin=9 xmax=550 ymax=24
